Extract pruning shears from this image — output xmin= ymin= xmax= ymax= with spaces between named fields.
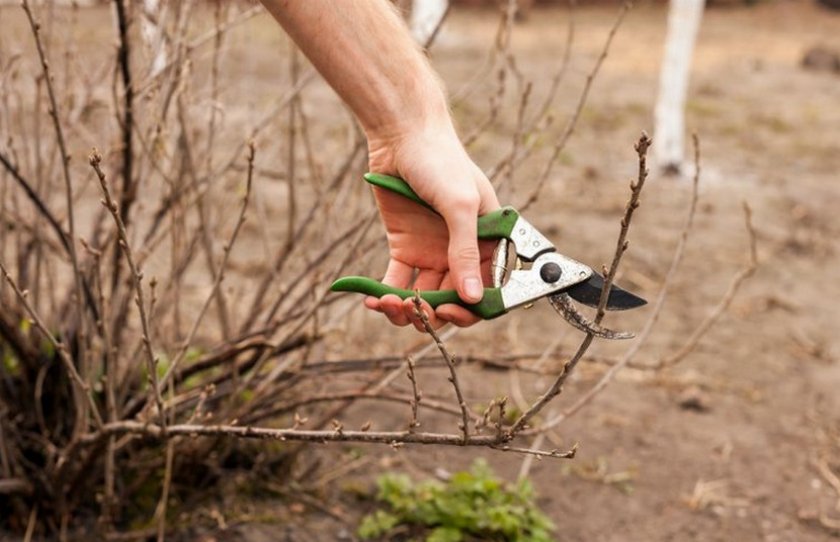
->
xmin=331 ymin=174 xmax=646 ymax=339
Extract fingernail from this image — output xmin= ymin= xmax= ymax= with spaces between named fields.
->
xmin=463 ymin=278 xmax=483 ymax=302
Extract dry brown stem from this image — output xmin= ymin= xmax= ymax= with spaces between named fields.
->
xmin=158 ymin=142 xmax=255 ymax=393
xmin=406 ymin=356 xmax=421 ymax=431
xmin=412 ymin=294 xmax=471 ymax=444
xmin=90 ymin=149 xmax=166 ymax=430
xmin=507 ymin=131 xmax=651 ymax=437
xmin=535 ymin=133 xmax=703 ymax=432
xmin=20 ymin=4 xmax=91 ymax=438
xmin=79 ymin=420 xmax=501 ymax=448
xmin=656 ymin=202 xmax=758 ymax=369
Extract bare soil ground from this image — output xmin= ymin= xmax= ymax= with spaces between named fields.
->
xmin=3 ymin=1 xmax=840 ymax=540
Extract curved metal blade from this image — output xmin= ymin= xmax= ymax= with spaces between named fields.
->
xmin=565 ymin=273 xmax=647 ymax=311
xmin=548 ymin=293 xmax=634 ymax=340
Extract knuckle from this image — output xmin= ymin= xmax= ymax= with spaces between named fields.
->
xmin=448 ymin=192 xmax=480 ymax=212
xmin=450 ymin=244 xmax=481 ymax=263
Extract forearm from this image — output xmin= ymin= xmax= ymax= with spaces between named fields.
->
xmin=260 ymin=0 xmax=451 ymax=139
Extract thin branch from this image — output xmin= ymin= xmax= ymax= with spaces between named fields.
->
xmin=508 ymin=131 xmax=651 ymax=437
xmin=412 ymin=294 xmax=470 ymax=444
xmin=0 ymin=477 xmax=33 ymax=496
xmin=113 ymin=0 xmax=136 ymax=247
xmin=596 ymin=132 xmax=651 ymax=317
xmin=491 ymin=442 xmax=578 ymax=459
xmin=284 ymin=45 xmax=299 ymax=257
xmin=21 ymin=0 xmax=87 ymax=362
xmin=158 ymin=142 xmax=255 ymax=393
xmin=242 ymin=389 xmax=465 ymax=427
xmin=134 ymin=5 xmax=263 ymax=99
xmin=406 ymin=356 xmax=421 ymax=432
xmin=656 ymin=202 xmax=758 ymax=369
xmin=516 ymin=2 xmax=630 ymax=211
xmin=78 ymin=421 xmax=502 ymax=448
xmin=155 ymin=440 xmax=175 ymax=542
xmin=535 ymin=133 xmax=703 ymax=433
xmin=89 ymin=149 xmax=166 ymax=430
xmin=0 ymin=150 xmax=71 ymax=255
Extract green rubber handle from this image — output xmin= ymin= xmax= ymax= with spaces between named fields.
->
xmin=364 ymin=173 xmax=519 ymax=240
xmin=331 ymin=276 xmax=507 ymax=320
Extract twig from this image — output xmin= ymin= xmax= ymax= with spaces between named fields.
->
xmin=23 ymin=506 xmax=37 ymax=542
xmin=201 ymin=2 xmax=232 ymax=341
xmin=0 ymin=477 xmax=33 ymax=495
xmin=80 ymin=238 xmax=118 ymax=525
xmin=813 ymin=456 xmax=840 ymax=508
xmin=495 ymin=398 xmax=507 ymax=441
xmin=285 ymin=45 xmax=299 ymax=257
xmin=412 ymin=294 xmax=470 ymax=444
xmin=656 ymin=202 xmax=758 ymax=369
xmin=111 ymin=0 xmax=137 ymax=293
xmin=155 ymin=440 xmax=175 ymax=542
xmin=516 ymin=2 xmax=630 ymax=210
xmin=76 ymin=421 xmax=502 ymax=448
xmin=0 ymin=150 xmax=71 ymax=256
xmin=500 ymin=81 xmax=532 ymax=190
xmin=243 ymin=389 xmax=465 ymax=426
xmin=535 ymin=133 xmax=702 ymax=433
xmin=508 ymin=132 xmax=650 ymax=437
xmin=528 ymin=1 xmax=576 ymax=130
xmin=21 ymin=0 xmax=88 ymax=393
xmin=134 ymin=5 xmax=263 ymax=99
xmin=89 ymin=148 xmax=166 ymax=431
xmin=463 ymin=67 xmax=507 ymax=147
xmin=517 ymin=429 xmax=547 ymax=480
xmin=491 ymin=442 xmax=578 ymax=459
xmin=406 ymin=356 xmax=421 ymax=431
xmin=158 ymin=142 xmax=255 ymax=393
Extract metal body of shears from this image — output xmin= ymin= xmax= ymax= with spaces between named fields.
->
xmin=331 ymin=174 xmax=646 ymax=339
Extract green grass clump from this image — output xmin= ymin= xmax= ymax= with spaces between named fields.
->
xmin=358 ymin=459 xmax=555 ymax=542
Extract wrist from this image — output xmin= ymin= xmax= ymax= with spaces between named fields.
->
xmin=362 ymin=77 xmax=452 ymax=143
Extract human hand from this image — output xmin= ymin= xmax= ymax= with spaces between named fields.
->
xmin=364 ymin=123 xmax=500 ymax=331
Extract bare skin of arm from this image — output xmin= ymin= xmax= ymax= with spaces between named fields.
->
xmin=260 ymin=0 xmax=500 ymax=330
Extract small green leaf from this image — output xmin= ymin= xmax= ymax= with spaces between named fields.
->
xmin=427 ymin=526 xmax=462 ymax=542
xmin=358 ymin=510 xmax=399 ymax=539
xmin=2 ymin=350 xmax=20 ymax=376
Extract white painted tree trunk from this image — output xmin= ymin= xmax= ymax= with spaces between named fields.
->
xmin=409 ymin=0 xmax=449 ymax=44
xmin=141 ymin=0 xmax=169 ymax=78
xmin=653 ymin=0 xmax=705 ymax=174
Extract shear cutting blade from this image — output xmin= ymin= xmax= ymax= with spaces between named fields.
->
xmin=565 ymin=273 xmax=647 ymax=311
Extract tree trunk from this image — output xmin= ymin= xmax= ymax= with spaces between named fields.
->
xmin=409 ymin=0 xmax=449 ymax=43
xmin=141 ymin=0 xmax=169 ymax=77
xmin=653 ymin=0 xmax=705 ymax=175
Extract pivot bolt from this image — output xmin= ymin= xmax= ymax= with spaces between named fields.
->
xmin=540 ymin=262 xmax=562 ymax=283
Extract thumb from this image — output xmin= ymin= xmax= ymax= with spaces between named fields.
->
xmin=440 ymin=198 xmax=484 ymax=304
